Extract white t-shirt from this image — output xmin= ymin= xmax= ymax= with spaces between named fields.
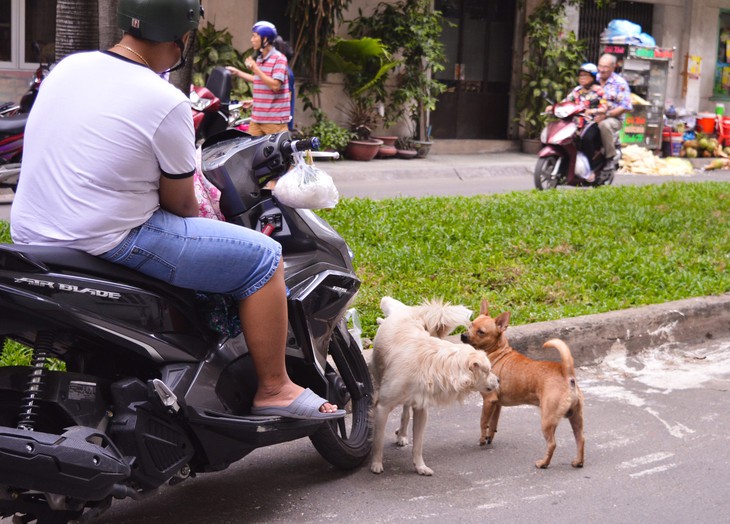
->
xmin=11 ymin=51 xmax=196 ymax=255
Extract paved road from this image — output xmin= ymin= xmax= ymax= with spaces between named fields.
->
xmin=324 ymin=154 xmax=730 ymax=199
xmin=90 ymin=339 xmax=730 ymax=523
xmin=2 ymin=156 xmax=730 ymax=522
xmin=3 ymin=153 xmax=730 ymax=221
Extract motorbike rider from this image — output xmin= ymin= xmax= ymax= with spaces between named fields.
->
xmin=595 ymin=53 xmax=633 ymax=172
xmin=226 ymin=21 xmax=292 ymax=136
xmin=545 ymin=63 xmax=607 ymax=183
xmin=564 ymin=63 xmax=608 ymax=182
xmin=10 ymin=0 xmax=343 ymax=420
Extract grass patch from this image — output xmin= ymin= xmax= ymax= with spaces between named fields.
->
xmin=2 ymin=182 xmax=730 ymax=352
xmin=319 ymin=182 xmax=730 ymax=339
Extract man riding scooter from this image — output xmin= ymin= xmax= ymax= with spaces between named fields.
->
xmin=594 ymin=53 xmax=633 ymax=174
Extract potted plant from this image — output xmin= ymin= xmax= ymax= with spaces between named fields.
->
xmin=515 ymin=0 xmax=587 ymax=149
xmin=323 ymin=37 xmax=397 ymax=160
xmin=348 ymin=0 xmax=448 ymax=153
xmin=301 ymin=108 xmax=353 ymax=156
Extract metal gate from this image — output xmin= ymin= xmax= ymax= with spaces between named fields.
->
xmin=579 ymin=0 xmax=654 ymax=63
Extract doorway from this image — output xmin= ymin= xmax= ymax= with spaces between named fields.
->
xmin=430 ymin=0 xmax=517 ymax=139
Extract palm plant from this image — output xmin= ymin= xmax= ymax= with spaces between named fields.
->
xmin=193 ymin=22 xmax=252 ymax=101
xmin=347 ymin=0 xmax=447 ymax=141
xmin=322 ymin=37 xmax=397 ymax=134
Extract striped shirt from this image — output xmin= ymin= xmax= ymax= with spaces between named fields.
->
xmin=252 ymin=48 xmax=291 ymax=124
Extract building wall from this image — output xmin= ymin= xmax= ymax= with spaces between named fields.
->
xmin=0 ymin=1 xmax=727 ymax=137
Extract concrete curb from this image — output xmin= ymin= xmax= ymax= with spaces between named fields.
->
xmin=506 ymin=293 xmax=730 ymax=367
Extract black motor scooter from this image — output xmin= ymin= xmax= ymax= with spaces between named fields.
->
xmin=0 ymin=131 xmax=372 ymax=523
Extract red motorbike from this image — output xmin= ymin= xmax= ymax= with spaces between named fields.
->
xmin=191 ymin=66 xmax=247 ymax=143
xmin=0 ymin=43 xmax=51 ymax=194
xmin=533 ymin=99 xmax=620 ymax=190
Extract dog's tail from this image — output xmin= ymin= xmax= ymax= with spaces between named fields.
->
xmin=543 ymin=338 xmax=575 ymax=380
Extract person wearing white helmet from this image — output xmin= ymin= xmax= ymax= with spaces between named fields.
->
xmin=11 ymin=0 xmax=342 ymax=421
xmin=226 ymin=21 xmax=291 ymax=136
xmin=562 ymin=63 xmax=609 ymax=182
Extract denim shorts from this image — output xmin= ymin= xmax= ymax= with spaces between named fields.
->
xmin=100 ymin=209 xmax=282 ymax=300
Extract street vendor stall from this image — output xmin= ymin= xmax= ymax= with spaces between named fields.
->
xmin=600 ymin=43 xmax=674 ymax=151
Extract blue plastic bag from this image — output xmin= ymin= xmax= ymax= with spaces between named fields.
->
xmin=606 ymin=19 xmax=642 ymax=38
xmin=638 ymin=32 xmax=656 ymax=47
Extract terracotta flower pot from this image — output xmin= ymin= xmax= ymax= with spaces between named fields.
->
xmin=396 ymin=149 xmax=418 ymax=159
xmin=371 ymin=135 xmax=398 ymax=147
xmin=345 ymin=138 xmax=384 ymax=161
xmin=376 ymin=144 xmax=398 ymax=159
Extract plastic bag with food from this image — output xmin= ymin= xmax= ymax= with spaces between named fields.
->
xmin=273 ymin=151 xmax=339 ymax=209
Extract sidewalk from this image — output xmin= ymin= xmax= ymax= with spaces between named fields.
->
xmin=322 ymin=151 xmax=536 ymax=182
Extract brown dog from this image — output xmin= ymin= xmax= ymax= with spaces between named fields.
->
xmin=461 ymin=300 xmax=584 ymax=469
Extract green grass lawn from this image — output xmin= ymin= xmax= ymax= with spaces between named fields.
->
xmin=2 ymin=181 xmax=730 ymax=352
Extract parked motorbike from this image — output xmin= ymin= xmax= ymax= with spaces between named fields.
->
xmin=0 ymin=43 xmax=51 ymax=193
xmin=192 ymin=66 xmax=247 ymax=143
xmin=0 ymin=130 xmax=372 ymax=523
xmin=533 ymin=99 xmax=621 ymax=190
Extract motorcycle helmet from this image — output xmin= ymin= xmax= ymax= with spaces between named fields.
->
xmin=118 ymin=0 xmax=203 ymax=43
xmin=579 ymin=62 xmax=598 ymax=78
xmin=252 ymin=21 xmax=278 ymax=46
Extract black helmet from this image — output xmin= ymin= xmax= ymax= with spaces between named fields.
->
xmin=118 ymin=0 xmax=203 ymax=43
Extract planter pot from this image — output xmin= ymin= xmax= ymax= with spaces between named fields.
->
xmin=521 ymin=138 xmax=542 ymax=155
xmin=371 ymin=135 xmax=398 ymax=147
xmin=376 ymin=144 xmax=398 ymax=159
xmin=345 ymin=138 xmax=384 ymax=161
xmin=412 ymin=140 xmax=433 ymax=158
xmin=396 ymin=149 xmax=418 ymax=159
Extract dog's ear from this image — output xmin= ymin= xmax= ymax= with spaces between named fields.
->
xmin=480 ymin=299 xmax=489 ymax=316
xmin=495 ymin=311 xmax=511 ymax=332
xmin=469 ymin=353 xmax=492 ymax=374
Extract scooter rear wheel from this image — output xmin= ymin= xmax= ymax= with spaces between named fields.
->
xmin=310 ymin=325 xmax=373 ymax=469
xmin=534 ymin=156 xmax=561 ymax=190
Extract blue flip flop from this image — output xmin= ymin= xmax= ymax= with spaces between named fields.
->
xmin=250 ymin=388 xmax=346 ymax=420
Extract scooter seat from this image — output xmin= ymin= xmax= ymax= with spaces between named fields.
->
xmin=0 ymin=244 xmax=197 ymax=305
xmin=0 ymin=114 xmax=27 ymax=136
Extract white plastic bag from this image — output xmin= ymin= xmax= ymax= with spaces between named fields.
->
xmin=575 ymin=152 xmax=592 ymax=180
xmin=273 ymin=151 xmax=339 ymax=209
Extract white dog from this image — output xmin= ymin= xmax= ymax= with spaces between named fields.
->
xmin=370 ymin=296 xmax=500 ymax=475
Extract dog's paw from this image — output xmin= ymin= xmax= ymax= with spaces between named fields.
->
xmin=478 ymin=438 xmax=486 ymax=446
xmin=571 ymin=459 xmax=584 ymax=468
xmin=396 ymin=436 xmax=408 ymax=447
xmin=535 ymin=459 xmax=550 ymax=469
xmin=370 ymin=462 xmax=384 ymax=474
xmin=415 ymin=465 xmax=434 ymax=476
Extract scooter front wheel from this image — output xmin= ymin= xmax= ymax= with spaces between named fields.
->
xmin=309 ymin=324 xmax=373 ymax=469
xmin=534 ymin=156 xmax=561 ymax=190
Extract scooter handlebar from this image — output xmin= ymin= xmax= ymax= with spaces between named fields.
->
xmin=286 ymin=137 xmax=321 ymax=154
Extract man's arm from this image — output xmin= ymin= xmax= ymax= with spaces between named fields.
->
xmin=159 ymin=175 xmax=199 ymax=218
xmin=245 ymin=57 xmax=282 ymax=92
